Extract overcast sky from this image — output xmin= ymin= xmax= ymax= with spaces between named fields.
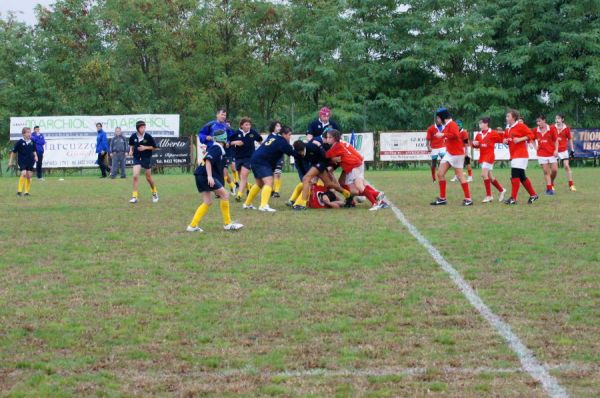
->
xmin=0 ymin=0 xmax=55 ymax=25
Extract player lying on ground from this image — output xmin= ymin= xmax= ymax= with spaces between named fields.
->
xmin=8 ymin=127 xmax=38 ymax=197
xmin=187 ymin=130 xmax=243 ymax=232
xmin=430 ymin=108 xmax=473 ymax=206
xmin=471 ymin=117 xmax=506 ymax=203
xmin=288 ymin=139 xmax=352 ymax=210
xmin=323 ymin=129 xmax=387 ymax=211
xmin=243 ymin=123 xmax=297 ymax=212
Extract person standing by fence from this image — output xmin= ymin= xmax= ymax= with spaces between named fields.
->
xmin=31 ymin=126 xmax=46 ymax=180
xmin=110 ymin=127 xmax=128 ymax=179
xmin=96 ymin=123 xmax=110 ymax=178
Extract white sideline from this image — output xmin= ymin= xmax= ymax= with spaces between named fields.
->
xmin=380 ymin=196 xmax=569 ymax=398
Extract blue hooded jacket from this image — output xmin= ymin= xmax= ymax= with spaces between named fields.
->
xmin=198 ymin=120 xmax=230 ymax=148
xmin=96 ymin=129 xmax=110 ymax=154
xmin=31 ymin=132 xmax=46 ymax=153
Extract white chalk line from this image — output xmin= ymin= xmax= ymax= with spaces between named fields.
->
xmin=374 ymin=190 xmax=570 ymax=398
xmin=120 ymin=363 xmax=596 ymax=380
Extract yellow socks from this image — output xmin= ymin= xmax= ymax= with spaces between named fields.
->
xmin=190 ymin=203 xmax=209 ymax=227
xmin=25 ymin=178 xmax=31 ymax=193
xmin=18 ymin=176 xmax=25 ymax=193
xmin=245 ymin=184 xmax=261 ymax=206
xmin=316 ymin=179 xmax=325 ymax=187
xmin=289 ymin=182 xmax=304 ymax=202
xmin=274 ymin=178 xmax=282 ymax=193
xmin=151 ymin=186 xmax=157 ymax=194
xmin=260 ymin=185 xmax=273 ymax=208
xmin=294 ymin=195 xmax=308 ymax=207
xmin=232 ymin=170 xmax=240 ymax=183
xmin=220 ymin=200 xmax=232 ymax=225
xmin=132 ymin=191 xmax=139 ymax=198
xmin=342 ymin=189 xmax=351 ymax=198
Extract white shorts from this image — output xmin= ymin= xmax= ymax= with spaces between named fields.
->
xmin=440 ymin=153 xmax=465 ymax=169
xmin=557 ymin=151 xmax=569 ymax=160
xmin=345 ymin=164 xmax=365 ymax=185
xmin=538 ymin=156 xmax=558 ymax=165
xmin=510 ymin=158 xmax=529 ymax=170
xmin=480 ymin=162 xmax=494 ymax=170
xmin=431 ymin=147 xmax=446 ymax=159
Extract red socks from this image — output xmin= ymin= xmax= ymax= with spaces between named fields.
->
xmin=522 ymin=178 xmax=536 ymax=196
xmin=511 ymin=178 xmax=521 ymax=200
xmin=461 ymin=182 xmax=471 ymax=200
xmin=492 ymin=179 xmax=504 ymax=192
xmin=468 ymin=169 xmax=473 ymax=177
xmin=483 ymin=179 xmax=492 ymax=196
xmin=546 ymin=184 xmax=552 ymax=191
xmin=568 ymin=180 xmax=574 ymax=187
xmin=431 ymin=166 xmax=436 ymax=181
xmin=439 ymin=180 xmax=447 ymax=199
xmin=361 ymin=187 xmax=378 ymax=205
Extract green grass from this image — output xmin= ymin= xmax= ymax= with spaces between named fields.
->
xmin=0 ymin=167 xmax=598 ymax=397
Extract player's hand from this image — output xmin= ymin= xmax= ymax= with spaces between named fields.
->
xmin=332 ymin=156 xmax=341 ymax=163
xmin=206 ymin=136 xmax=213 ymax=141
xmin=313 ymin=140 xmax=321 ymax=147
xmin=472 ymin=140 xmax=479 ymax=147
xmin=8 ymin=162 xmax=13 ymax=168
xmin=208 ymin=176 xmax=215 ymax=187
xmin=553 ymin=152 xmax=559 ymax=158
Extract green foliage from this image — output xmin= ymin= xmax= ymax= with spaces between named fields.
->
xmin=0 ymin=0 xmax=598 ymax=140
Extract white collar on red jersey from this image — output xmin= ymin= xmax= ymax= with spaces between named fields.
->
xmin=443 ymin=118 xmax=453 ymax=128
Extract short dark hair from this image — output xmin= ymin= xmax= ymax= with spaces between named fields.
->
xmin=326 ymin=129 xmax=342 ymax=142
xmin=480 ymin=117 xmax=491 ymax=125
xmin=239 ymin=117 xmax=252 ymax=126
xmin=293 ymin=140 xmax=305 ymax=152
xmin=269 ymin=120 xmax=282 ymax=133
xmin=216 ymin=108 xmax=227 ymax=114
xmin=556 ymin=113 xmax=565 ymax=120
xmin=281 ymin=125 xmax=292 ymax=135
xmin=33 ymin=125 xmax=40 ymax=129
xmin=507 ymin=109 xmax=520 ymax=120
xmin=96 ymin=122 xmax=102 ymax=127
xmin=536 ymin=114 xmax=546 ymax=121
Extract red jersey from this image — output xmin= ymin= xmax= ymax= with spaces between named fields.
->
xmin=504 ymin=122 xmax=533 ymax=159
xmin=443 ymin=120 xmax=464 ymax=156
xmin=474 ymin=129 xmax=502 ymax=164
xmin=556 ymin=125 xmax=572 ymax=152
xmin=325 ymin=140 xmax=363 ymax=173
xmin=534 ymin=125 xmax=558 ymax=157
xmin=426 ymin=124 xmax=445 ymax=149
xmin=308 ymin=185 xmax=327 ymax=209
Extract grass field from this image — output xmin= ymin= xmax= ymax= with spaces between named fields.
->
xmin=1 ymin=166 xmax=599 ymax=397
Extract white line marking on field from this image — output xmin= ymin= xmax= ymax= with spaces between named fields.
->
xmin=120 ymin=363 xmax=597 ymax=380
xmin=377 ymin=194 xmax=570 ymax=398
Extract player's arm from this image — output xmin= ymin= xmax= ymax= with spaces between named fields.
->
xmin=7 ymin=151 xmax=15 ymax=167
xmin=128 ymin=136 xmax=134 ymax=156
xmin=198 ymin=123 xmax=213 ymax=144
xmin=139 ymin=136 xmax=158 ymax=152
xmin=204 ymin=158 xmax=216 ymax=187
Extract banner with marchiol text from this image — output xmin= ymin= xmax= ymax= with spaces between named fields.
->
xmin=9 ymin=115 xmax=179 ymax=168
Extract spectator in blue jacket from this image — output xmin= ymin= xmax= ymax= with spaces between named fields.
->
xmin=31 ymin=125 xmax=46 ymax=180
xmin=96 ymin=122 xmax=110 ymax=178
xmin=198 ymin=108 xmax=231 ymax=149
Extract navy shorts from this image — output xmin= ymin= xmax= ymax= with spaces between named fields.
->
xmin=133 ymin=157 xmax=152 ymax=170
xmin=195 ymin=175 xmax=224 ymax=192
xmin=236 ymin=158 xmax=252 ymax=172
xmin=311 ymin=162 xmax=327 ymax=173
xmin=19 ymin=162 xmax=34 ymax=172
xmin=252 ymin=162 xmax=274 ymax=180
xmin=224 ymin=155 xmax=234 ymax=167
xmin=274 ymin=156 xmax=284 ymax=174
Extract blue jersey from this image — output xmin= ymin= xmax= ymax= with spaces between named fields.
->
xmin=194 ymin=143 xmax=226 ymax=183
xmin=307 ymin=119 xmax=340 ymax=139
xmin=12 ymin=139 xmax=36 ymax=165
xmin=251 ymin=134 xmax=296 ymax=169
xmin=198 ymin=120 xmax=231 ymax=148
xmin=230 ymin=128 xmax=263 ymax=160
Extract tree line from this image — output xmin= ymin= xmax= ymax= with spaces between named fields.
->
xmin=0 ymin=0 xmax=598 ymax=141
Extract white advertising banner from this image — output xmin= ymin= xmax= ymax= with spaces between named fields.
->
xmin=9 ymin=115 xmax=179 ymax=168
xmin=472 ymin=142 xmax=538 ymax=160
xmin=380 ymin=132 xmax=430 ymax=161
